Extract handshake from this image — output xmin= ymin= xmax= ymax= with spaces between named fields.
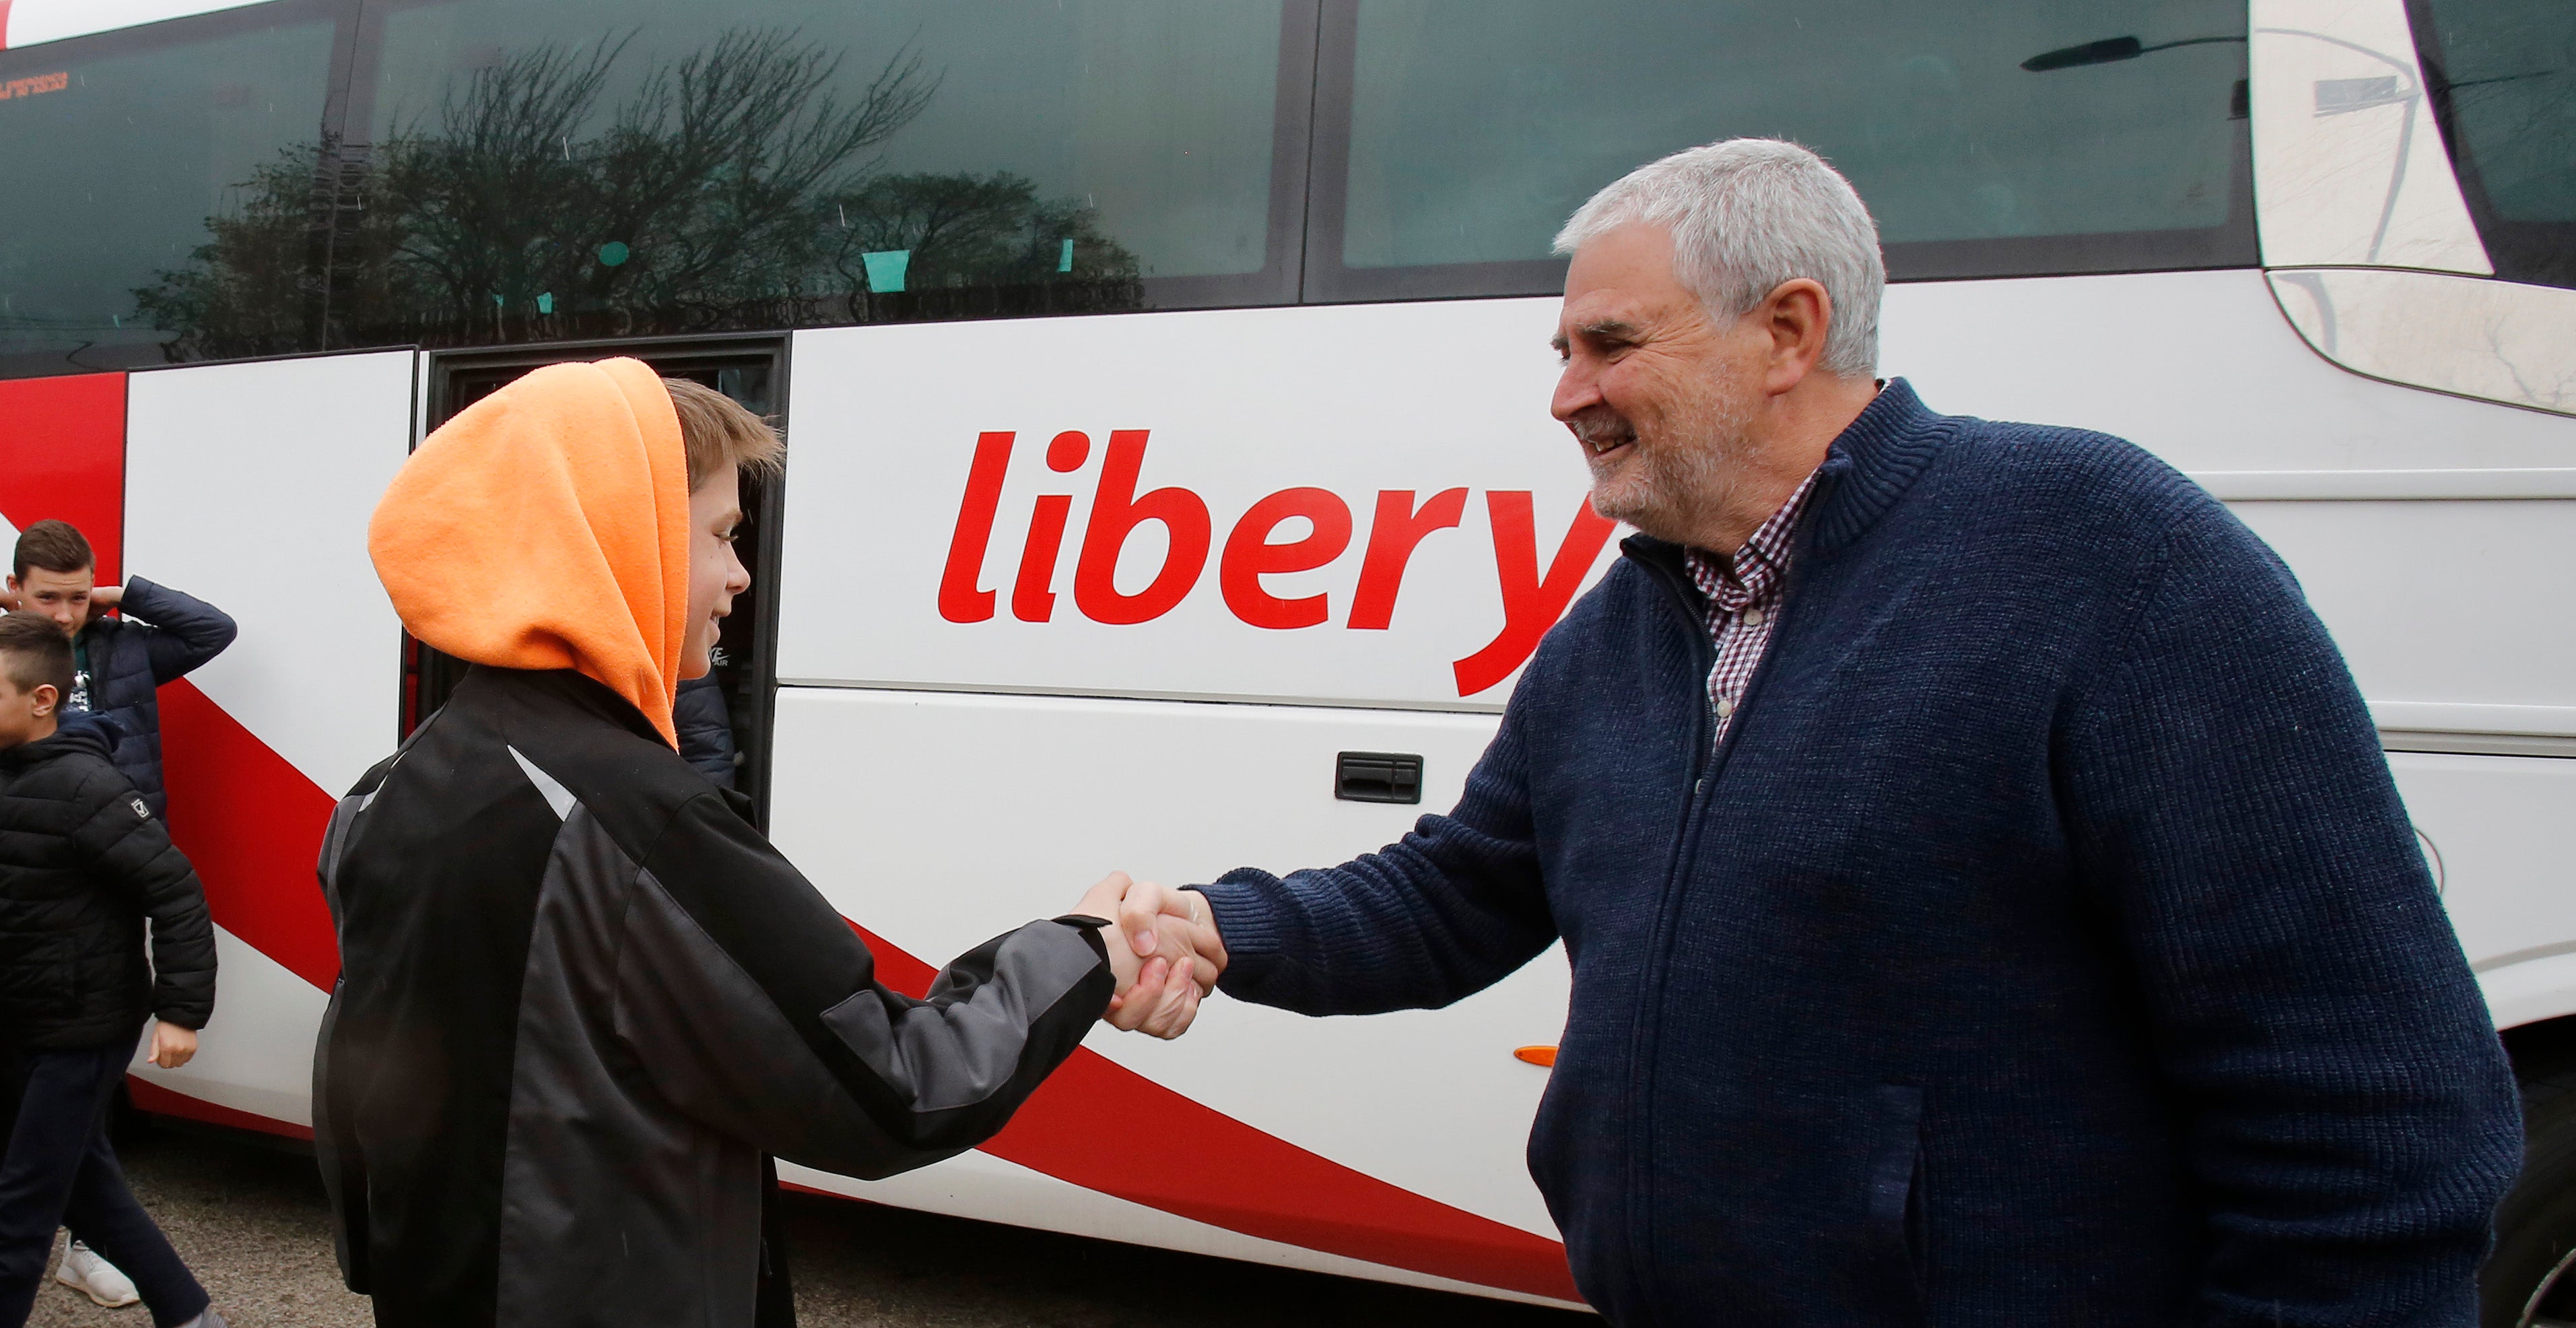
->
xmin=1072 ymin=871 xmax=1225 ymax=1040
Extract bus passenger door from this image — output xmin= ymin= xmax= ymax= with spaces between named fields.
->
xmin=411 ymin=337 xmax=792 ymax=822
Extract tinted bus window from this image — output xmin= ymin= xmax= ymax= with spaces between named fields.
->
xmin=1310 ymin=0 xmax=2253 ymax=302
xmin=2412 ymin=0 xmax=2575 ymax=289
xmin=0 ymin=6 xmax=342 ymax=378
xmin=217 ymin=0 xmax=1303 ymax=354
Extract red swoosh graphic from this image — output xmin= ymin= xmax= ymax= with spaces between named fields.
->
xmin=0 ymin=372 xmax=127 ymax=585
xmin=156 ymin=680 xmax=1581 ymax=1304
xmin=160 ymin=679 xmax=343 ymax=988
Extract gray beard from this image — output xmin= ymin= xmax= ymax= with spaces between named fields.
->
xmin=1582 ymin=387 xmax=1757 ymax=550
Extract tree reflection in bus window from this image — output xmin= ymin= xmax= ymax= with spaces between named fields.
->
xmin=2411 ymin=0 xmax=2576 ymax=289
xmin=0 ymin=14 xmax=337 ymax=378
xmin=144 ymin=0 xmax=1286 ymax=356
xmin=1334 ymin=0 xmax=2249 ymax=292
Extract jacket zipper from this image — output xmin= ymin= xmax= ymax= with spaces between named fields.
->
xmin=1614 ymin=512 xmax=1824 ymax=1321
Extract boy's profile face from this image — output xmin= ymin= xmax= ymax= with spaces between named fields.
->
xmin=681 ymin=471 xmax=750 ymax=682
xmin=0 ymin=673 xmax=59 ymax=748
xmin=7 ymin=565 xmax=94 ymax=638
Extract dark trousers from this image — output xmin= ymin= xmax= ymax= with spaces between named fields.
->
xmin=0 ymin=1036 xmax=207 ymax=1328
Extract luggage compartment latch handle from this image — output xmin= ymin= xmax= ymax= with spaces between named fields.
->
xmin=1334 ymin=752 xmax=1423 ymax=805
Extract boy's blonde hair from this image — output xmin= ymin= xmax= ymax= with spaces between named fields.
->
xmin=663 ymin=378 xmax=784 ymax=492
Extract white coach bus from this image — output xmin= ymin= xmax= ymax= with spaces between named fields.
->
xmin=1 ymin=0 xmax=2571 ymax=1317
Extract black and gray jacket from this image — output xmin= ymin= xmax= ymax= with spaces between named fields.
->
xmin=313 ymin=667 xmax=1114 ymax=1328
xmin=0 ymin=715 xmax=216 ymax=1049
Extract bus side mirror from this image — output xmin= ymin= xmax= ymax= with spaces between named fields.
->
xmin=2022 ymin=36 xmax=2143 ymax=72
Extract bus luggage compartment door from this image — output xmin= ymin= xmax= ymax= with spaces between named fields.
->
xmin=764 ymin=683 xmax=1574 ymax=1300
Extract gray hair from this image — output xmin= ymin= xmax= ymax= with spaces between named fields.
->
xmin=1553 ymin=139 xmax=1885 ymax=378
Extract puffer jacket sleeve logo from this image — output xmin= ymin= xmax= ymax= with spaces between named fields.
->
xmin=130 ymin=799 xmax=149 ymax=820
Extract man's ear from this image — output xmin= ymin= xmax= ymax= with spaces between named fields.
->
xmin=30 ymin=684 xmax=57 ymax=718
xmin=1759 ymin=277 xmax=1833 ymax=395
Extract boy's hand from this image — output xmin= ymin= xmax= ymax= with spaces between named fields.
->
xmin=149 ymin=1021 xmax=197 ymax=1069
xmin=1075 ymin=871 xmax=1216 ymax=1039
xmin=1116 ymin=879 xmax=1225 ymax=993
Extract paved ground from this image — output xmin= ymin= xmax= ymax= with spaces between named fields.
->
xmin=30 ymin=1117 xmax=1590 ymax=1327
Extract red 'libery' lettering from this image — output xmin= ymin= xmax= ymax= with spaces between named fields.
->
xmin=1013 ymin=495 xmax=1074 ymax=622
xmin=937 ymin=431 xmax=1015 ymax=624
xmin=1221 ymin=488 xmax=1353 ymax=630
xmin=1073 ymin=430 xmax=1211 ymax=625
xmin=1347 ymin=488 xmax=1467 ymax=630
xmin=1010 ymin=431 xmax=1093 ymax=622
xmin=1451 ymin=492 xmax=1618 ymax=696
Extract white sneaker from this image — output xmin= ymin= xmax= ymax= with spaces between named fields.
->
xmin=55 ymin=1238 xmax=141 ymax=1308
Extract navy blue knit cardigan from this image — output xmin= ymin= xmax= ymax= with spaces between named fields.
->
xmin=1196 ymin=381 xmax=2521 ymax=1327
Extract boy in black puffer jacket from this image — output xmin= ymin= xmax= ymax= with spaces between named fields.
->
xmin=0 ymin=613 xmax=222 ymax=1328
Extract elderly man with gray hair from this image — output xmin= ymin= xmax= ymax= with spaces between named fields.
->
xmin=1111 ymin=139 xmax=2520 ymax=1324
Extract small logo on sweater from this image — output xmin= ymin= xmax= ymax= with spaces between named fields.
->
xmin=131 ymin=799 xmax=149 ymax=820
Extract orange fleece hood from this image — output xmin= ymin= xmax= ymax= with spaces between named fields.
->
xmin=369 ymin=357 xmax=689 ymax=747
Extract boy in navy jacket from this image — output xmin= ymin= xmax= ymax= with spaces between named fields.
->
xmin=0 ymin=611 xmax=222 ymax=1328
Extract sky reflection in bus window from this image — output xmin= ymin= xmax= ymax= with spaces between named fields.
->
xmin=0 ymin=19 xmax=335 ymax=378
xmin=2414 ymin=0 xmax=2575 ymax=288
xmin=1341 ymin=0 xmax=2245 ymax=277
xmin=295 ymin=0 xmax=1284 ymax=348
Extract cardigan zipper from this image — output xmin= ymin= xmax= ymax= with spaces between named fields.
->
xmin=1613 ymin=498 xmax=1827 ymax=1318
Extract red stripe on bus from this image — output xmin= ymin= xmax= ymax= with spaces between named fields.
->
xmin=0 ymin=1 xmax=15 ymax=52
xmin=0 ymin=371 xmax=127 ymax=585
xmin=848 ymin=921 xmax=1582 ymax=1303
xmin=149 ymin=685 xmax=1578 ymax=1303
xmin=125 ymin=1075 xmax=316 ymax=1142
xmin=158 ymin=677 xmax=343 ymax=989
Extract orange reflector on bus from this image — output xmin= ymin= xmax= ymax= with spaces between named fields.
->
xmin=1514 ymin=1045 xmax=1557 ymax=1067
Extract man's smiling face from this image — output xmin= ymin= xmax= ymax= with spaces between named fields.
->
xmin=1549 ymin=222 xmax=1765 ymax=547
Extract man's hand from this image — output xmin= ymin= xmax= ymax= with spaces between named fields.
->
xmin=1075 ymin=871 xmax=1222 ymax=1039
xmin=149 ymin=1021 xmax=197 ymax=1069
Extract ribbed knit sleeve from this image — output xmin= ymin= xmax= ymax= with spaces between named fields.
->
xmin=1195 ymin=700 xmax=1560 ymax=1016
xmin=2056 ymin=502 xmax=2521 ymax=1327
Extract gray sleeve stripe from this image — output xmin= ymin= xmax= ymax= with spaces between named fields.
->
xmin=818 ymin=924 xmax=1102 ymax=1115
xmin=506 ymin=745 xmax=579 ymax=822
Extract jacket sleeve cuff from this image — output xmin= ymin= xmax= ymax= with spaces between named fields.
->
xmin=1050 ymin=917 xmax=1114 ymax=964
xmin=1188 ymin=869 xmax=1285 ymax=958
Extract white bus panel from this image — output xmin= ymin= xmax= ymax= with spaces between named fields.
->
xmin=778 ymin=302 xmax=1609 ymax=712
xmin=118 ymin=352 xmax=415 ymax=1125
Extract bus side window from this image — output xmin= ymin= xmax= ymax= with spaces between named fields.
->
xmin=1310 ymin=0 xmax=2255 ymax=302
xmin=276 ymin=0 xmax=1298 ymax=354
xmin=0 ymin=7 xmax=343 ymax=380
xmin=2410 ymin=0 xmax=2576 ymax=290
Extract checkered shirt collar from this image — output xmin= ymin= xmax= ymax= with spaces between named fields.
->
xmin=1685 ymin=470 xmax=1819 ymax=609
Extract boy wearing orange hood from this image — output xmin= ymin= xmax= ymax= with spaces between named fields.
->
xmin=316 ymin=361 xmax=1205 ymax=1327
